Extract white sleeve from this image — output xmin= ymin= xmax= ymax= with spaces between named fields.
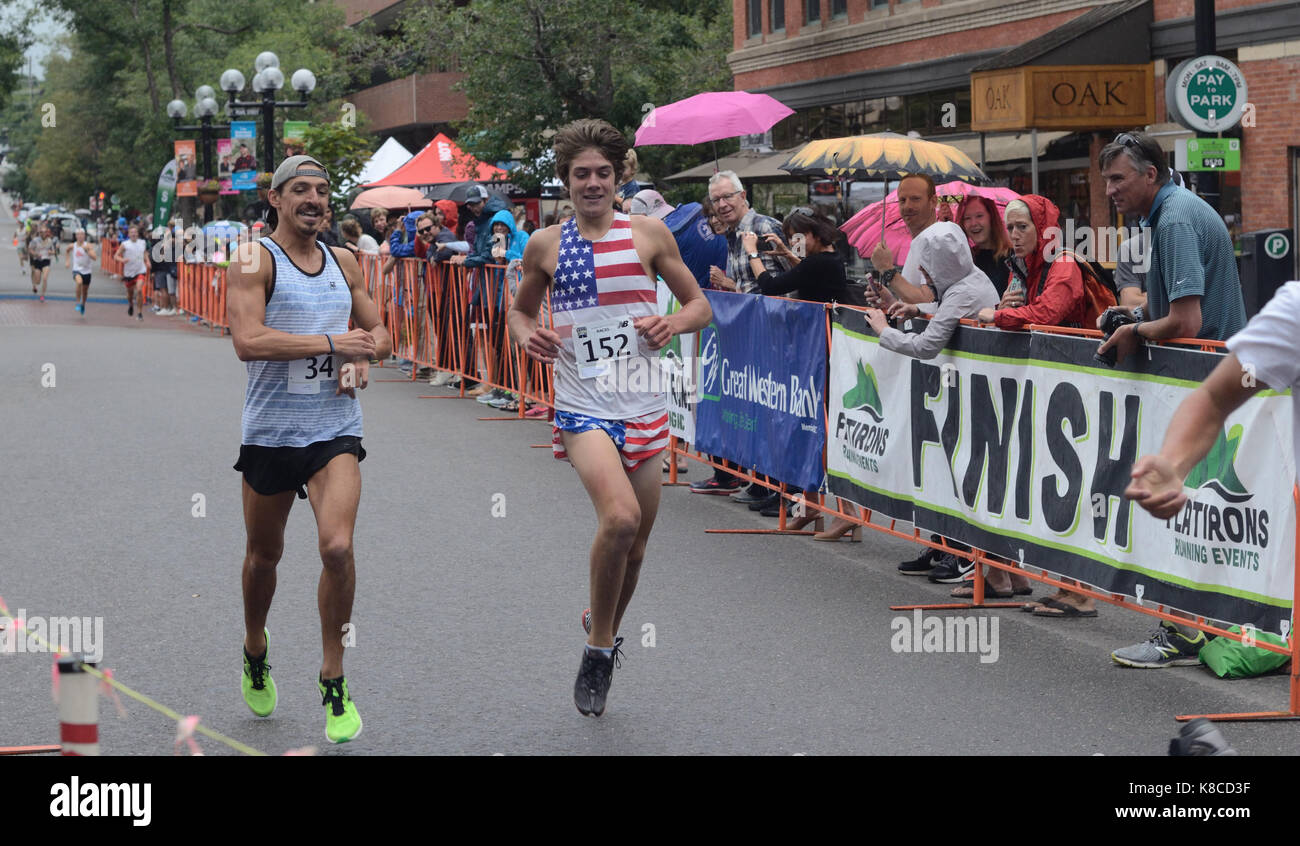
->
xmin=1225 ymin=281 xmax=1300 ymax=392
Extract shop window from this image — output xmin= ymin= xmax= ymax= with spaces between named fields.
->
xmin=831 ymin=0 xmax=847 ymax=16
xmin=805 ymin=0 xmax=820 ymax=23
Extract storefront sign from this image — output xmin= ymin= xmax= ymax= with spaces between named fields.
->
xmin=972 ymin=65 xmax=1154 ymax=132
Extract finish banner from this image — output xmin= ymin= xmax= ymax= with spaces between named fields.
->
xmin=695 ymin=291 xmax=827 ymax=492
xmin=827 ymin=307 xmax=1295 ymax=635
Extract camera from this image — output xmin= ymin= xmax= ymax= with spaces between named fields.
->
xmin=1094 ymin=307 xmax=1138 ymax=367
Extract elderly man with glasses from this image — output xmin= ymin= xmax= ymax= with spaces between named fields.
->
xmin=705 ymin=170 xmax=791 ymax=294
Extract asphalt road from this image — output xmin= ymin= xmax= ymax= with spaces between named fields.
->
xmin=2 ymin=203 xmax=1296 ymax=756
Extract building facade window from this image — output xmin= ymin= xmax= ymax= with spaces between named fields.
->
xmin=772 ymin=88 xmax=971 ymax=148
xmin=831 ymin=0 xmax=847 ymax=16
xmin=748 ymin=0 xmax=762 ymax=37
xmin=805 ymin=0 xmax=820 ymax=24
xmin=771 ymin=0 xmax=786 ymax=32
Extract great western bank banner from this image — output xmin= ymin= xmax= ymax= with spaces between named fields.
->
xmin=827 ymin=307 xmax=1295 ymax=635
xmin=695 ymin=291 xmax=827 ymax=491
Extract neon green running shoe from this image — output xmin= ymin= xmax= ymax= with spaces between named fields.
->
xmin=241 ymin=628 xmax=277 ymax=717
xmin=319 ymin=675 xmax=362 ymax=744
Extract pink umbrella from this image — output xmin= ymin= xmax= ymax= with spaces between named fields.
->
xmin=634 ymin=91 xmax=794 ymax=162
xmin=841 ymin=182 xmax=1021 ymax=261
xmin=350 ymin=186 xmax=431 ymax=211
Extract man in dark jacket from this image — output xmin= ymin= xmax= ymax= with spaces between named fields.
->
xmin=451 ymin=185 xmax=509 ymax=270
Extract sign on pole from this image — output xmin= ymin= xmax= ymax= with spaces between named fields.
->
xmin=1170 ymin=55 xmax=1249 ymax=133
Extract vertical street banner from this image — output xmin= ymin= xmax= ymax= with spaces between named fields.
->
xmin=694 ymin=291 xmax=827 ymax=491
xmin=283 ymin=120 xmax=309 ymax=158
xmin=153 ymin=159 xmax=178 ymax=226
xmin=827 ymin=307 xmax=1296 ymax=635
xmin=216 ymin=139 xmax=238 ymax=194
xmin=173 ymin=141 xmax=197 ymax=197
xmin=230 ymin=122 xmax=258 ymax=191
xmin=657 ymin=282 xmax=697 ymax=444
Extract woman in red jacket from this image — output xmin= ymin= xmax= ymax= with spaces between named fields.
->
xmin=975 ymin=195 xmax=1087 ymax=329
xmin=975 ymin=194 xmax=1098 ymax=618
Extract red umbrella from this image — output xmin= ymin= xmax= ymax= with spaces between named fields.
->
xmin=841 ymin=182 xmax=1020 ymax=261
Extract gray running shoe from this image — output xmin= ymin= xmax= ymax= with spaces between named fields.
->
xmin=1110 ymin=621 xmax=1207 ymax=668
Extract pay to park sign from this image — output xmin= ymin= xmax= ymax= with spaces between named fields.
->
xmin=827 ymin=308 xmax=1295 ymax=635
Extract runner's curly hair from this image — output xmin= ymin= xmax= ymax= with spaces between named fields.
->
xmin=553 ymin=119 xmax=630 ymax=187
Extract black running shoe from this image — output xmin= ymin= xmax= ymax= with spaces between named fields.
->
xmin=928 ymin=553 xmax=976 ymax=584
xmin=689 ymin=477 xmax=743 ymax=495
xmin=573 ymin=638 xmax=623 ymax=717
xmin=898 ymin=547 xmax=940 ymax=575
xmin=730 ymin=484 xmax=770 ymax=505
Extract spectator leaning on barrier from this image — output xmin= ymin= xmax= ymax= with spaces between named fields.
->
xmin=870 ymin=173 xmax=939 ymax=306
xmin=1093 ymin=131 xmax=1248 ymax=667
xmin=972 ymin=196 xmax=1100 ymax=613
xmin=957 ymin=195 xmax=1012 ymax=298
xmin=707 ymin=169 xmax=790 ymax=295
xmin=739 ymin=211 xmax=849 ymax=304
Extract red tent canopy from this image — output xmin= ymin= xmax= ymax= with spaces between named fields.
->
xmin=363 ymin=133 xmax=507 ymax=187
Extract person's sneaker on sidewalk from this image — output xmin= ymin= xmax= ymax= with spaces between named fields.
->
xmin=318 ymin=675 xmax=362 ymax=743
xmin=927 ymin=553 xmax=975 ymax=584
xmin=241 ymin=628 xmax=277 ymax=717
xmin=429 ymin=371 xmax=455 ymax=386
xmin=898 ymin=546 xmax=941 ymax=576
xmin=477 ymin=387 xmax=506 ymax=404
xmin=1110 ymin=622 xmax=1207 ymax=668
xmin=487 ymin=390 xmax=516 ymax=408
xmin=689 ymin=476 xmax=743 ymax=495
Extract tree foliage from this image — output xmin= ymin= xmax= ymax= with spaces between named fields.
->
xmin=394 ymin=0 xmax=734 ymax=190
xmin=6 ymin=0 xmax=378 ymax=210
xmin=301 ymin=119 xmax=375 ymax=205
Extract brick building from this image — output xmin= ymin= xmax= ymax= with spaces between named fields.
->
xmin=339 ymin=0 xmax=469 ymax=153
xmin=730 ymin=0 xmax=1300 ymax=276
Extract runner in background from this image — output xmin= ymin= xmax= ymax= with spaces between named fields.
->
xmin=114 ymin=224 xmax=149 ymax=320
xmin=64 ymin=229 xmax=97 ymax=315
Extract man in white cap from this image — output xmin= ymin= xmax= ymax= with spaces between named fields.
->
xmin=226 ymin=154 xmax=392 ymax=744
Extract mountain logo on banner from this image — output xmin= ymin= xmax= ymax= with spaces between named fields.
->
xmin=1185 ymin=424 xmax=1251 ymax=503
xmin=843 ymin=360 xmax=884 ymax=422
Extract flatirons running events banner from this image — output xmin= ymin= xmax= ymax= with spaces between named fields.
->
xmin=657 ymin=282 xmax=697 ymax=444
xmin=828 ymin=307 xmax=1295 ymax=635
xmin=694 ymin=290 xmax=827 ymax=492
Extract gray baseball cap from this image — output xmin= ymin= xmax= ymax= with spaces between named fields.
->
xmin=464 ymin=184 xmax=489 ymax=204
xmin=271 ymin=155 xmax=329 ymax=191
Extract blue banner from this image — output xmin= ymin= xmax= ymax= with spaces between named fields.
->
xmin=230 ymin=121 xmax=258 ymax=191
xmin=695 ymin=291 xmax=827 ymax=491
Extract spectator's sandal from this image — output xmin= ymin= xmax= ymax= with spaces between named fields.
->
xmin=950 ymin=583 xmax=1015 ymax=599
xmin=1031 ymin=598 xmax=1098 ymax=618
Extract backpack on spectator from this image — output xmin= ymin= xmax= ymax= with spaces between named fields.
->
xmin=1039 ymin=249 xmax=1118 ymax=327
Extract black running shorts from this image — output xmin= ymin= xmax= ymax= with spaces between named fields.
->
xmin=234 ymin=435 xmax=366 ymax=500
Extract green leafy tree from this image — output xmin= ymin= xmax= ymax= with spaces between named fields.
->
xmin=301 ymin=119 xmax=375 ymax=206
xmin=394 ymin=0 xmax=733 ymax=190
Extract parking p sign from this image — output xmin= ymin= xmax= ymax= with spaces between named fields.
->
xmin=1264 ymin=232 xmax=1290 ymax=261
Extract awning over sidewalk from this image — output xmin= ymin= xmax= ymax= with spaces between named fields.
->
xmin=933 ymin=131 xmax=1071 ymax=167
xmin=664 ymin=145 xmax=807 ymax=183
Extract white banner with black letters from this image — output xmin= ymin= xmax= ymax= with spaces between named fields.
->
xmin=828 ymin=307 xmax=1295 ymax=635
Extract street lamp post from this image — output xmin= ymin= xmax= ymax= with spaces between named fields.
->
xmin=167 ymin=87 xmax=224 ymax=223
xmin=220 ymin=53 xmax=316 ymax=176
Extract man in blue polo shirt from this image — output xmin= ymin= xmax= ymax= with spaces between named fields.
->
xmin=1095 ymin=130 xmax=1248 ymax=668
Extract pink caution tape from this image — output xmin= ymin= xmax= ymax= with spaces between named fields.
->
xmin=100 ymin=669 xmax=128 ymax=718
xmin=174 ymin=715 xmax=204 ymax=756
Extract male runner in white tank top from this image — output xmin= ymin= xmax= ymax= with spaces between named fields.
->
xmin=509 ymin=120 xmax=711 ymax=717
xmin=65 ymin=229 xmax=97 ymax=315
xmin=226 ymin=155 xmax=392 ymax=743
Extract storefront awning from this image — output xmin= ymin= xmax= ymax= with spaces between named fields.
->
xmin=664 ymin=145 xmax=808 ymax=183
xmin=930 ymin=131 xmax=1070 ymax=167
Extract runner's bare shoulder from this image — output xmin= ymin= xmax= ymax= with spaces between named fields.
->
xmin=524 ymin=224 xmax=563 ymax=281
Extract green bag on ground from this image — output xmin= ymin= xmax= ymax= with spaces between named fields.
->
xmin=1199 ymin=626 xmax=1291 ymax=678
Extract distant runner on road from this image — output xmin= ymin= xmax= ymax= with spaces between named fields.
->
xmin=114 ymin=225 xmax=149 ymax=320
xmin=64 ymin=229 xmax=97 ymax=315
xmin=226 ymin=155 xmax=391 ymax=744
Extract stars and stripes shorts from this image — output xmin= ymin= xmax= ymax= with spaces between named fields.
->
xmin=552 ymin=409 xmax=670 ymax=473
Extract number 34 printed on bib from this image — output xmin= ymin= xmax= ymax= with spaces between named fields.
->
xmin=288 ymin=354 xmax=335 ymax=394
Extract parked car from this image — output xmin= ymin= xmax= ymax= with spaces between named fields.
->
xmin=50 ymin=213 xmax=81 ymax=241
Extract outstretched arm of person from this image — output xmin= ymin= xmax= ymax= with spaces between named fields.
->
xmin=1125 ymin=352 xmax=1264 ymax=518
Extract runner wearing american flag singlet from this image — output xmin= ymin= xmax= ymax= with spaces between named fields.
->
xmin=509 ymin=119 xmax=711 ymax=717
